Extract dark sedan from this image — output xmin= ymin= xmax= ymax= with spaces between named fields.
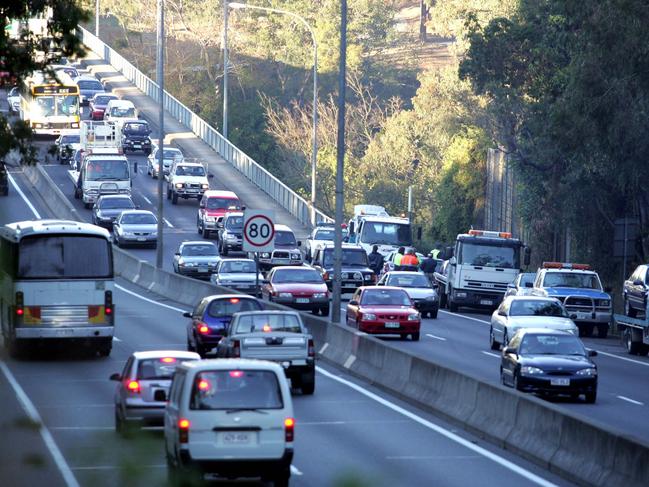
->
xmin=184 ymin=295 xmax=264 ymax=357
xmin=122 ymin=120 xmax=152 ymax=154
xmin=500 ymin=328 xmax=598 ymax=403
xmin=92 ymin=195 xmax=136 ymax=228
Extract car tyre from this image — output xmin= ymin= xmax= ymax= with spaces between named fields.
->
xmin=429 ymin=308 xmax=438 ymax=319
xmin=585 ymin=390 xmax=597 ymax=404
xmin=489 ymin=327 xmax=500 ymax=351
xmin=301 ymin=370 xmax=316 ymax=395
xmin=411 ymin=332 xmax=420 ymax=341
xmin=197 ymin=219 xmax=202 ymax=234
xmin=597 ymin=323 xmax=608 ymax=339
xmin=171 ymin=192 xmax=178 ymax=205
xmin=439 ymin=290 xmax=447 ymax=309
xmin=221 ymin=245 xmax=228 ymax=256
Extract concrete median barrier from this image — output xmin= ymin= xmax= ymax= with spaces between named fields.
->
xmin=20 ymin=157 xmax=649 ymax=487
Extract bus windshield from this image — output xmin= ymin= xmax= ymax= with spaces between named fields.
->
xmin=33 ymin=94 xmax=79 ymax=116
xmin=459 ymin=242 xmax=520 ymax=269
xmin=86 ymin=159 xmax=129 ymax=180
xmin=18 ymin=235 xmax=112 ymax=279
xmin=360 ymin=222 xmax=412 ymax=246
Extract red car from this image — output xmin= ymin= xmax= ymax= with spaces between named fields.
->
xmin=346 ymin=286 xmax=421 ymax=341
xmin=197 ymin=189 xmax=241 ymax=238
xmin=262 ymin=266 xmax=330 ymax=316
xmin=89 ymin=93 xmax=118 ymax=121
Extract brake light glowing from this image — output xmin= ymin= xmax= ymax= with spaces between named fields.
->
xmin=179 ymin=419 xmax=190 ymax=428
xmin=179 ymin=418 xmax=190 ymax=443
xmin=229 ymin=298 xmax=240 ymax=304
xmin=542 ymin=262 xmax=591 ymax=270
xmin=127 ymin=380 xmax=140 ymax=393
xmin=262 ymin=324 xmax=272 ymax=332
xmin=198 ymin=323 xmax=210 ymax=334
xmin=284 ymin=417 xmax=295 ymax=442
xmin=160 ymin=357 xmax=176 ymax=363
xmin=308 ymin=339 xmax=315 ymax=358
xmin=229 ymin=370 xmax=244 ymax=378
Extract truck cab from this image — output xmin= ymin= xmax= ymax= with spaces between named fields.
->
xmin=532 ymin=262 xmax=612 ymax=338
xmin=445 ymin=230 xmax=529 ymax=312
xmin=347 ymin=205 xmax=412 ymax=257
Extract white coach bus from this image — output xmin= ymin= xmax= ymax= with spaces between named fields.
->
xmin=0 ymin=220 xmax=115 ymax=357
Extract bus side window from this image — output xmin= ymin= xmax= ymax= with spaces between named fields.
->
xmin=0 ymin=238 xmax=16 ymax=278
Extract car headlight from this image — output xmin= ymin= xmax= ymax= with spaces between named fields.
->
xmin=201 ymin=183 xmax=209 ymax=190
xmin=205 ymin=216 xmax=216 ymax=222
xmin=226 ymin=234 xmax=238 ymax=242
xmin=218 ymin=280 xmax=232 ymax=285
xmin=290 ymin=253 xmax=301 ymax=260
xmin=260 ymin=252 xmax=270 ymax=258
xmin=86 ymin=189 xmax=99 ymax=195
xmin=576 ymin=367 xmax=597 ymax=376
xmin=599 ymin=299 xmax=611 ymax=307
xmin=455 ymin=291 xmax=467 ymax=298
xmin=278 ymin=292 xmax=292 ymax=298
xmin=425 ymin=293 xmax=437 ymax=300
xmin=408 ymin=313 xmax=420 ymax=321
xmin=520 ymin=366 xmax=544 ymax=376
xmin=363 ymin=274 xmax=373 ymax=280
xmin=122 ymin=231 xmax=134 ymax=236
xmin=175 ymin=183 xmax=183 ymax=189
xmin=362 ymin=313 xmax=376 ymax=321
xmin=312 ymin=292 xmax=327 ymax=299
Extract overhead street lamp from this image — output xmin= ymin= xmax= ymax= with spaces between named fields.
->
xmin=226 ymin=2 xmax=319 ymax=226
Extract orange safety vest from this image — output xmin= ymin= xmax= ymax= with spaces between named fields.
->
xmin=401 ymin=254 xmax=419 ymax=266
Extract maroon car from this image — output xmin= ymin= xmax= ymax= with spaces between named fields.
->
xmin=346 ymin=286 xmax=421 ymax=341
xmin=262 ymin=266 xmax=330 ymax=316
xmin=89 ymin=93 xmax=118 ymax=120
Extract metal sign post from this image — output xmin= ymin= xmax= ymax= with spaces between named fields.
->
xmin=243 ymin=210 xmax=275 ymax=293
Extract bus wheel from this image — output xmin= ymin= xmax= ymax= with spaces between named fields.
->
xmin=97 ymin=338 xmax=112 ymax=357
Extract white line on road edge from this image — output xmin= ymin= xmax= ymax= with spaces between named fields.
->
xmin=0 ymin=362 xmax=80 ymax=487
xmin=115 ymin=284 xmax=186 ymax=312
xmin=482 ymin=351 xmax=501 ymax=359
xmin=164 ymin=218 xmax=174 ymax=228
xmin=141 ymin=195 xmax=152 ymax=205
xmin=112 ymin=336 xmax=122 ymax=342
xmin=617 ymin=395 xmax=644 ymax=406
xmin=426 ymin=334 xmax=447 ymax=341
xmin=597 ymin=351 xmax=649 ymax=368
xmin=8 ymin=173 xmax=42 ymax=218
xmin=439 ymin=309 xmax=490 ymax=324
xmin=290 ymin=465 xmax=303 ymax=476
xmin=316 ymin=366 xmax=558 ymax=487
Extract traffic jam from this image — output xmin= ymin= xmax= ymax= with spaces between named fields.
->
xmin=4 ymin=57 xmax=649 ymax=487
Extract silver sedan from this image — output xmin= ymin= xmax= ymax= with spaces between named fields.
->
xmin=113 ymin=210 xmax=158 ymax=248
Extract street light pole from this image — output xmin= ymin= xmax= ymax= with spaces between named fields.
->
xmin=95 ymin=0 xmax=100 ymax=37
xmin=222 ymin=1 xmax=229 ymax=139
xmin=228 ymin=2 xmax=318 ymax=226
xmin=155 ymin=0 xmax=165 ymax=269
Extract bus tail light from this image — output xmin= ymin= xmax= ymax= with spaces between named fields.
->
xmin=105 ymin=290 xmax=113 ymax=315
xmin=15 ymin=292 xmax=24 ymax=316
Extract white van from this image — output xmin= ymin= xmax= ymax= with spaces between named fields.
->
xmin=104 ymin=99 xmax=138 ymax=127
xmin=164 ymin=359 xmax=294 ymax=486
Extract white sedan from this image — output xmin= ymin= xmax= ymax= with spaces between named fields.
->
xmin=489 ymin=296 xmax=578 ymax=350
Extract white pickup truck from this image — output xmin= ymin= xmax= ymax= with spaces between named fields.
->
xmin=166 ymin=160 xmax=210 ymax=205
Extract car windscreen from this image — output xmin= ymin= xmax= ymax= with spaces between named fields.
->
xmin=99 ymin=198 xmax=134 ymax=209
xmin=123 ymin=123 xmax=148 ymax=133
xmin=459 ymin=242 xmax=519 ymax=269
xmin=234 ymin=313 xmax=302 ymax=333
xmin=519 ymin=334 xmax=586 ymax=355
xmin=314 ymin=229 xmax=335 ymax=240
xmin=110 ymin=106 xmax=135 ymax=117
xmin=137 ymin=357 xmax=194 ymax=380
xmin=77 ymin=80 xmax=103 ymax=90
xmin=94 ymin=95 xmax=115 ymax=105
xmin=272 ymin=268 xmax=323 ymax=284
xmin=181 ymin=244 xmax=217 ymax=257
xmin=323 ymin=249 xmax=368 ymax=267
xmin=190 ymin=370 xmax=283 ymax=411
xmin=387 ymin=273 xmax=430 ymax=288
xmin=206 ymin=198 xmax=240 ymax=210
xmin=274 ymin=230 xmax=296 ymax=247
xmin=175 ymin=165 xmax=205 ymax=176
xmin=18 ymin=234 xmax=112 ymax=279
xmin=85 ymin=159 xmax=129 ymax=180
xmin=360 ymin=289 xmax=411 ymax=306
xmin=360 ymin=222 xmax=412 ymax=246
xmin=509 ymin=300 xmax=566 ymax=317
xmin=220 ymin=260 xmax=256 ymax=273
xmin=519 ymin=273 xmax=536 ymax=286
xmin=542 ymin=272 xmax=600 ymax=289
xmin=121 ymin=213 xmax=157 ymax=225
xmin=225 ymin=216 xmax=243 ymax=230
xmin=163 ymin=149 xmax=182 ymax=159
xmin=206 ymin=298 xmax=262 ymax=317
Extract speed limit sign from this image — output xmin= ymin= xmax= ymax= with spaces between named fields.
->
xmin=243 ymin=210 xmax=275 ymax=253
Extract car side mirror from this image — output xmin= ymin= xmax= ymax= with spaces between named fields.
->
xmin=587 ymin=349 xmax=598 ymax=357
xmin=633 ymin=279 xmax=643 ymax=285
xmin=349 ymin=299 xmax=358 ymax=306
xmin=154 ymin=390 xmax=167 ymax=401
xmin=182 ymin=311 xmax=192 ymax=318
xmin=297 ymin=241 xmax=302 ymax=247
xmin=503 ymin=347 xmax=517 ymax=355
xmin=524 ymin=247 xmax=531 ymax=266
xmin=174 ymin=252 xmax=180 ymax=256
xmin=109 ymin=373 xmax=121 ymax=381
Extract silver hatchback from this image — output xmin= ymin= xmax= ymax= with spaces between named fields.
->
xmin=110 ymin=350 xmax=200 ymax=432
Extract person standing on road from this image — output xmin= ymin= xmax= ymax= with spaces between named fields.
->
xmin=400 ymin=248 xmax=419 ymax=270
xmin=394 ymin=247 xmax=405 ymax=270
xmin=420 ymin=251 xmax=437 ymax=285
xmin=431 ymin=242 xmax=442 ymax=260
xmin=367 ymin=245 xmax=385 ymax=276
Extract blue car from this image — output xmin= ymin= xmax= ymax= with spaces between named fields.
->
xmin=184 ymin=295 xmax=263 ymax=357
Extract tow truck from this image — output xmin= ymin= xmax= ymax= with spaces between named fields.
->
xmin=443 ymin=230 xmax=529 ymax=312
xmin=614 ymin=312 xmax=649 ymax=356
xmin=531 ymin=262 xmax=612 ymax=338
xmin=346 ymin=205 xmax=413 ymax=257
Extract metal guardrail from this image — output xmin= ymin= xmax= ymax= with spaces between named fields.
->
xmin=77 ymin=26 xmax=333 ymax=228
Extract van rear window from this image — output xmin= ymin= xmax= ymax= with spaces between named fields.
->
xmin=190 ymin=370 xmax=283 ymax=410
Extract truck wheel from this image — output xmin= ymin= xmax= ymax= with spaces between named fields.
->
xmin=597 ymin=323 xmax=609 ymax=339
xmin=639 ymin=344 xmax=649 ymax=357
xmin=448 ymin=299 xmax=458 ymax=313
xmin=624 ymin=328 xmax=643 ymax=355
xmin=97 ymin=338 xmax=112 ymax=357
xmin=624 ymin=297 xmax=637 ymax=318
xmin=429 ymin=308 xmax=438 ymax=319
xmin=84 ymin=202 xmax=92 ymax=209
xmin=7 ymin=337 xmax=25 ymax=359
xmin=272 ymin=469 xmax=291 ymax=487
xmin=171 ymin=192 xmax=178 ymax=205
xmin=578 ymin=324 xmax=593 ymax=338
xmin=300 ymin=370 xmax=315 ymax=395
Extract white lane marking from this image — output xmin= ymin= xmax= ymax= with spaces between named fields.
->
xmin=113 ymin=336 xmax=122 ymax=342
xmin=387 ymin=455 xmax=479 ymax=460
xmin=426 ymin=334 xmax=446 ymax=341
xmin=8 ymin=173 xmax=42 ymax=218
xmin=141 ymin=195 xmax=152 ymax=205
xmin=71 ymin=464 xmax=165 ymax=470
xmin=439 ymin=310 xmax=490 ymax=324
xmin=50 ymin=427 xmax=114 ymax=431
xmin=115 ymin=284 xmax=186 ymax=312
xmin=482 ymin=351 xmax=501 ymax=359
xmin=0 ymin=362 xmax=80 ymax=487
xmin=597 ymin=351 xmax=649 ymax=368
xmin=617 ymin=395 xmax=644 ymax=406
xmin=164 ymin=218 xmax=174 ymax=228
xmin=316 ymin=366 xmax=558 ymax=487
xmin=290 ymin=465 xmax=303 ymax=476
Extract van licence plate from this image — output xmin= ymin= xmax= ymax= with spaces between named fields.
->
xmin=296 ymin=298 xmax=309 ymax=303
xmin=550 ymin=378 xmax=570 ymax=386
xmin=137 ymin=237 xmax=146 ymax=242
xmin=198 ymin=266 xmax=208 ymax=273
xmin=385 ymin=322 xmax=400 ymax=328
xmin=222 ymin=432 xmax=252 ymax=444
